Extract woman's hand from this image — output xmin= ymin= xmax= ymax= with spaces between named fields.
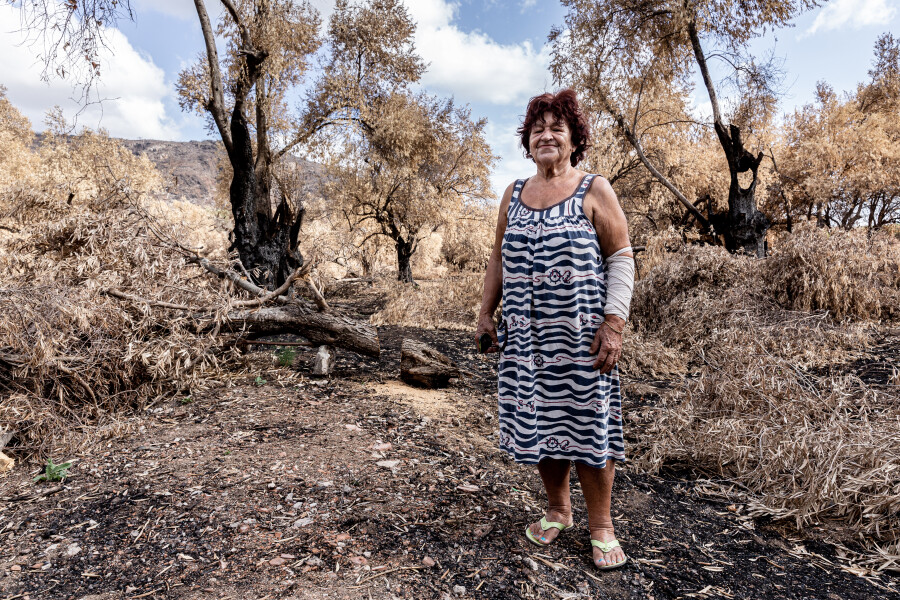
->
xmin=590 ymin=317 xmax=625 ymax=373
xmin=475 ymin=312 xmax=500 ymax=353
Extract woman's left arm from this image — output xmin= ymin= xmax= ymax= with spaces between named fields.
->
xmin=584 ymin=177 xmax=634 ymax=373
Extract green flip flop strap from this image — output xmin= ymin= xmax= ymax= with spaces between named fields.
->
xmin=591 ymin=539 xmax=621 ymax=553
xmin=539 ymin=517 xmax=570 ymax=532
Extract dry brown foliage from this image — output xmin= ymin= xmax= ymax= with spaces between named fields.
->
xmin=630 ymin=228 xmax=900 ymax=571
xmin=0 ymin=100 xmax=236 ymax=458
xmin=370 ymin=273 xmax=485 ymax=331
xmin=765 ymin=224 xmax=900 ymax=322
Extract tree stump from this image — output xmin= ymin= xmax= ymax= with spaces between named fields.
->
xmin=311 ymin=345 xmax=334 ymax=376
xmin=400 ymin=339 xmax=459 ymax=388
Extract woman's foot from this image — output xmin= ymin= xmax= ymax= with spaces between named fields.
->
xmin=526 ymin=509 xmax=574 ymax=545
xmin=591 ymin=527 xmax=627 ymax=569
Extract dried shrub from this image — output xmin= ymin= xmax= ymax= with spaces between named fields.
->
xmin=0 ymin=108 xmax=234 ymax=458
xmin=765 ymin=224 xmax=900 ymax=322
xmin=636 ymin=342 xmax=900 ymax=572
xmin=370 ymin=273 xmax=484 ymax=331
xmin=629 ymin=232 xmax=899 ymax=570
xmin=618 ymin=328 xmax=687 ymax=380
xmin=440 ymin=203 xmax=496 ymax=273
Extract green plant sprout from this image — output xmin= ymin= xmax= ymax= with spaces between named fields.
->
xmin=255 ymin=375 xmax=267 ymax=386
xmin=33 ymin=458 xmax=72 ymax=483
xmin=276 ymin=346 xmax=296 ymax=367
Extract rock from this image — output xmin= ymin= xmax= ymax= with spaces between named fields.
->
xmin=422 ymin=556 xmax=436 ymax=568
xmin=370 ymin=441 xmax=393 ymax=452
xmin=0 ymin=452 xmax=13 ymax=474
xmin=524 ymin=557 xmax=539 ymax=571
xmin=10 ymin=565 xmax=20 ymax=572
xmin=334 ymin=533 xmax=351 ymax=542
xmin=269 ymin=557 xmax=286 ymax=566
xmin=238 ymin=523 xmax=251 ymax=533
xmin=65 ymin=543 xmax=81 ymax=557
xmin=306 ymin=556 xmax=323 ymax=567
xmin=349 ymin=555 xmax=367 ymax=566
xmin=376 ymin=460 xmax=400 ymax=469
xmin=0 ymin=429 xmax=13 ymax=451
xmin=311 ymin=345 xmax=334 ymax=376
xmin=400 ymin=339 xmax=460 ymax=388
xmin=452 ymin=584 xmax=466 ymax=596
xmin=292 ymin=517 xmax=313 ymax=528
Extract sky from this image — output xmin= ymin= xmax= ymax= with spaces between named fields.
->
xmin=1 ymin=0 xmax=898 ymax=198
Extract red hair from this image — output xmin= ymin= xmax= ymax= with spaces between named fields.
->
xmin=517 ymin=89 xmax=591 ymax=166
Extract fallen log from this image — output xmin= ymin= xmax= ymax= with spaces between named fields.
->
xmin=221 ymin=304 xmax=379 ymax=357
xmin=400 ymin=339 xmax=459 ymax=388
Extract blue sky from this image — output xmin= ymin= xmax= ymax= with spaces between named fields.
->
xmin=1 ymin=0 xmax=897 ymax=197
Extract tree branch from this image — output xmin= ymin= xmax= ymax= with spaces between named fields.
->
xmin=192 ymin=0 xmax=233 ymax=154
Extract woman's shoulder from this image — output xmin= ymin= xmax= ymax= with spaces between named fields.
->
xmin=583 ymin=173 xmax=614 ymax=199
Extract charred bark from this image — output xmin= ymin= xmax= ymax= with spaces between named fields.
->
xmin=688 ymin=22 xmax=770 ymax=257
xmin=396 ymin=237 xmax=415 ymax=283
xmin=224 ymin=304 xmax=379 ymax=357
xmin=717 ymin=124 xmax=770 ymax=256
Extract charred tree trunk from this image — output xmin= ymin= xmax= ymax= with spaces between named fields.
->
xmin=194 ymin=0 xmax=302 ymax=291
xmin=689 ymin=22 xmax=770 ymax=256
xmin=227 ymin=91 xmax=304 ymax=289
xmin=396 ymin=237 xmax=415 ymax=283
xmin=717 ymin=124 xmax=770 ymax=256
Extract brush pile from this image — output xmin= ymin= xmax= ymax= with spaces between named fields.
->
xmin=630 ymin=224 xmax=900 ymax=572
xmin=0 ymin=102 xmax=235 ymax=458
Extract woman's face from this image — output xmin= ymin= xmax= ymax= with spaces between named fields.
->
xmin=529 ymin=111 xmax=573 ymax=166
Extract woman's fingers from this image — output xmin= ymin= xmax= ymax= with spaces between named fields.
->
xmin=593 ymin=330 xmax=622 ymax=372
xmin=590 ymin=329 xmax=602 ymax=354
xmin=598 ymin=348 xmax=619 ymax=374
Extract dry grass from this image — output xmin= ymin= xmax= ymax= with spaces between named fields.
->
xmin=369 ymin=273 xmax=485 ymax=331
xmin=765 ymin=224 xmax=900 ymax=322
xmin=629 ymin=227 xmax=900 ymax=572
xmin=0 ymin=206 xmax=235 ymax=457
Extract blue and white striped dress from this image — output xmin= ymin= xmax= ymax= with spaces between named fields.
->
xmin=497 ymin=174 xmax=625 ymax=469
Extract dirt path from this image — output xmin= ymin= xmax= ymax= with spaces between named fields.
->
xmin=1 ymin=326 xmax=897 ymax=600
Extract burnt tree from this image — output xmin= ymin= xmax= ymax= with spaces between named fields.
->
xmin=190 ymin=0 xmax=311 ymax=288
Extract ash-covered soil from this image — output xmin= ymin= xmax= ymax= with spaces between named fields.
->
xmin=1 ymin=322 xmax=898 ymax=600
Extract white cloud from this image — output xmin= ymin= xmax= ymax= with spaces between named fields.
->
xmin=804 ymin=0 xmax=896 ymax=37
xmin=404 ymin=0 xmax=553 ymax=106
xmin=296 ymin=1 xmax=553 ymax=106
xmin=0 ymin=4 xmax=180 ymax=139
xmin=484 ymin=117 xmax=535 ymax=199
xmin=131 ymin=0 xmax=197 ymax=21
xmin=520 ymin=0 xmax=538 ymax=12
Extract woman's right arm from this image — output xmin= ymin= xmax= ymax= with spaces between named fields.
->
xmin=475 ymin=182 xmax=514 ymax=352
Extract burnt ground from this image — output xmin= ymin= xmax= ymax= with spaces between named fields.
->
xmin=1 ymin=304 xmax=899 ymax=599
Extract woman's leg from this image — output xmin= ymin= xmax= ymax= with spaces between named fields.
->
xmin=575 ymin=459 xmax=626 ymax=567
xmin=527 ymin=458 xmax=574 ymax=543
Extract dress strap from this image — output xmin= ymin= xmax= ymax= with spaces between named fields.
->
xmin=574 ymin=174 xmax=597 ymax=198
xmin=511 ymin=179 xmax=526 ymax=202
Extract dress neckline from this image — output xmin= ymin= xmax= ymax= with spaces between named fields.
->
xmin=517 ymin=174 xmax=591 ymax=212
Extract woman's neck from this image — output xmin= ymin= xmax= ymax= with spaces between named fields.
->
xmin=535 ymin=160 xmax=574 ymax=181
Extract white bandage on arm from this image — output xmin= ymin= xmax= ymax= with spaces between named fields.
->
xmin=602 ymin=246 xmax=635 ymax=321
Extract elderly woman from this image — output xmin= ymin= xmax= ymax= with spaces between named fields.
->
xmin=476 ymin=89 xmax=634 ymax=570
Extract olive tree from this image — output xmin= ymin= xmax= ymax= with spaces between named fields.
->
xmin=550 ymin=0 xmax=820 ymax=255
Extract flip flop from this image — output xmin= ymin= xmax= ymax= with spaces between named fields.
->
xmin=524 ymin=516 xmax=574 ymax=547
xmin=591 ymin=539 xmax=628 ymax=570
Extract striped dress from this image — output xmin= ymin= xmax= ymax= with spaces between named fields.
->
xmin=497 ymin=174 xmax=625 ymax=469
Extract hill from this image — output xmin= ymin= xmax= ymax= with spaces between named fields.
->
xmin=117 ymin=139 xmax=324 ymax=208
xmin=118 ymin=139 xmax=222 ymax=207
